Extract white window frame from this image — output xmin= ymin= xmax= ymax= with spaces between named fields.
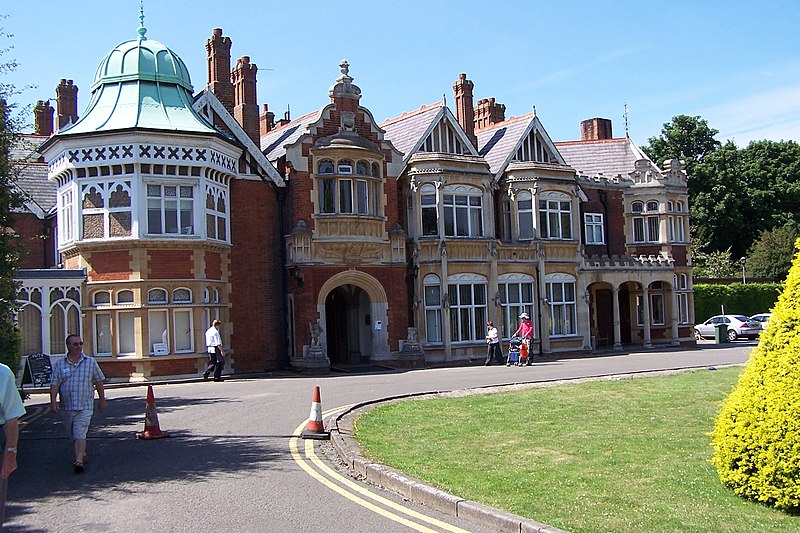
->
xmin=447 ymin=274 xmax=487 ymax=342
xmin=423 ymin=274 xmax=442 ymax=344
xmin=173 ymin=308 xmax=194 ymax=353
xmin=94 ymin=312 xmax=112 ymax=356
xmin=442 ymin=186 xmax=483 ymax=238
xmin=517 ymin=190 xmax=534 ymax=240
xmin=498 ymin=273 xmax=535 ymax=339
xmin=59 ymin=188 xmax=75 ymax=244
xmin=420 ymin=184 xmax=438 ymax=237
xmin=146 ymin=183 xmax=195 ymax=236
xmin=584 ymin=213 xmax=604 ymax=244
xmin=545 ymin=273 xmax=577 ymax=337
xmin=117 ymin=310 xmax=136 ymax=355
xmin=205 ymin=185 xmax=228 ymax=242
xmin=539 ymin=192 xmax=572 ymax=240
xmin=148 ymin=309 xmax=169 ymax=355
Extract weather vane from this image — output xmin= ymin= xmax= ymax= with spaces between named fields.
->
xmin=138 ymin=0 xmax=147 ymax=41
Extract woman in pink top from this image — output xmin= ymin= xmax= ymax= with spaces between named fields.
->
xmin=513 ymin=312 xmax=534 ymax=365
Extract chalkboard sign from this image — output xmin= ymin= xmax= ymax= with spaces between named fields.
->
xmin=22 ymin=353 xmax=53 ymax=388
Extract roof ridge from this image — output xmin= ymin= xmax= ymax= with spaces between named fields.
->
xmin=380 ymin=102 xmax=442 ymax=127
xmin=554 ymin=137 xmax=628 ymax=145
xmin=476 ymin=112 xmax=534 ymax=134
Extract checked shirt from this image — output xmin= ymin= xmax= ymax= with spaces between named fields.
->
xmin=51 ymin=354 xmax=105 ymax=411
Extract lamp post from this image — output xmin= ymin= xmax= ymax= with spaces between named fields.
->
xmin=741 ymin=256 xmax=747 ymax=284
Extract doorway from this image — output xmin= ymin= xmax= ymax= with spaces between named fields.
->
xmin=325 ymin=284 xmax=371 ymax=365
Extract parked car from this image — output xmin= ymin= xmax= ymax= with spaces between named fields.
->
xmin=694 ymin=315 xmax=761 ymax=341
xmin=749 ymin=313 xmax=773 ymax=333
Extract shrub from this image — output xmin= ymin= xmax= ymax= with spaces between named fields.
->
xmin=710 ymin=239 xmax=800 ymax=511
xmin=693 ymin=282 xmax=782 ymax=322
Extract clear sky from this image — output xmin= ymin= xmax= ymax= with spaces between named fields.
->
xmin=3 ymin=1 xmax=799 ymax=147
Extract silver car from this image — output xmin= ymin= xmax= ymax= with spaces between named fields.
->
xmin=749 ymin=313 xmax=773 ymax=333
xmin=694 ymin=314 xmax=761 ymax=341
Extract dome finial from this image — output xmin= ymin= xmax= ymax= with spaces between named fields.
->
xmin=138 ymin=0 xmax=147 ymax=41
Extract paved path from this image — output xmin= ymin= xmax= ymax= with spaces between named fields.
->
xmin=8 ymin=342 xmax=752 ymax=532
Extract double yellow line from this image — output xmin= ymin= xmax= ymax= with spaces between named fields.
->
xmin=289 ymin=407 xmax=472 ymax=533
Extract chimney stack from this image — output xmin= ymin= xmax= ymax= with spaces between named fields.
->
xmin=232 ymin=56 xmax=260 ymax=144
xmin=34 ymin=100 xmax=55 ymax=136
xmin=474 ymin=98 xmax=505 ymax=132
xmin=580 ymin=118 xmax=613 ymax=141
xmin=55 ymin=79 xmax=78 ymax=131
xmin=260 ymin=103 xmax=275 ymax=134
xmin=206 ymin=28 xmax=234 ymax=113
xmin=453 ymin=73 xmax=477 ymax=148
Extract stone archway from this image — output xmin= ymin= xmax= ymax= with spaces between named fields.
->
xmin=317 ymin=271 xmax=391 ymax=362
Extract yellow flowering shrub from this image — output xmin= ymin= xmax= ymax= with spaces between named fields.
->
xmin=710 ymin=239 xmax=800 ymax=511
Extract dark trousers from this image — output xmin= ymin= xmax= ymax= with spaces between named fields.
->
xmin=485 ymin=342 xmax=503 ymax=365
xmin=205 ymin=347 xmax=223 ymax=379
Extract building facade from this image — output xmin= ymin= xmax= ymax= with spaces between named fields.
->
xmin=12 ymin=28 xmax=694 ymax=381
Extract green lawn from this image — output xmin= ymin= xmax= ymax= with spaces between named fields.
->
xmin=355 ymin=367 xmax=800 ymax=532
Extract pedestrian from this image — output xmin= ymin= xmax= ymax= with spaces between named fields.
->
xmin=512 ymin=312 xmax=534 ymax=366
xmin=0 ymin=362 xmax=25 ymax=528
xmin=485 ymin=321 xmax=503 ymax=365
xmin=204 ymin=320 xmax=225 ymax=382
xmin=50 ymin=334 xmax=105 ymax=474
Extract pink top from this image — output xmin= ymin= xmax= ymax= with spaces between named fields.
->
xmin=514 ymin=319 xmax=533 ymax=339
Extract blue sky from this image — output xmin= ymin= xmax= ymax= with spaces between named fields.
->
xmin=4 ymin=1 xmax=800 ymax=147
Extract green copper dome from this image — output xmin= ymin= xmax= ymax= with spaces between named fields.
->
xmin=59 ymin=30 xmax=216 ymax=136
xmin=91 ymin=37 xmax=194 ymax=92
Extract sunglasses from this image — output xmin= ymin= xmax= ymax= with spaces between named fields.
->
xmin=71 ymin=341 xmax=83 ymax=346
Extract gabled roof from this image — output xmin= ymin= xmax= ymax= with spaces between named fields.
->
xmin=380 ymin=103 xmax=443 ymax=161
xmin=193 ymin=90 xmax=285 ymax=186
xmin=554 ymin=137 xmax=656 ymax=179
xmin=11 ymin=135 xmax=56 ymax=217
xmin=476 ymin=114 xmax=566 ymax=177
xmin=260 ymin=108 xmax=324 ymax=162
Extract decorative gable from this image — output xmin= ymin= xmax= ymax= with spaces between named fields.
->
xmin=420 ymin=116 xmax=470 ymax=156
xmin=511 ymin=128 xmax=558 ymax=164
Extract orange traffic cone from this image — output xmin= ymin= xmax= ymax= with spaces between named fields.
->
xmin=301 ymin=386 xmax=330 ymax=440
xmin=136 ymin=385 xmax=170 ymax=440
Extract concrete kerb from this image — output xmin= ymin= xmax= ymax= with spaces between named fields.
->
xmin=330 ymin=390 xmax=567 ymax=533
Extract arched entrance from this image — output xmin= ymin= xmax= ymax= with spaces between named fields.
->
xmin=325 ymin=284 xmax=372 ymax=365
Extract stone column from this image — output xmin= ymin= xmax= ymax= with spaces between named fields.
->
xmin=612 ymin=286 xmax=622 ymax=350
xmin=642 ymin=286 xmax=653 ymax=348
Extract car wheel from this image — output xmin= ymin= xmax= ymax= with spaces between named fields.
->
xmin=727 ymin=329 xmax=738 ymax=342
xmin=694 ymin=330 xmax=702 ymax=341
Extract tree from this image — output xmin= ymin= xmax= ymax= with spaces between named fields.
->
xmin=711 ymin=239 xmax=800 ymax=510
xmin=746 ymin=225 xmax=799 ymax=280
xmin=0 ymin=23 xmax=24 ymax=371
xmin=642 ymin=114 xmax=721 ymax=178
xmin=691 ymin=246 xmax=739 ymax=279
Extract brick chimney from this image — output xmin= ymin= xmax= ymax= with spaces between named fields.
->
xmin=55 ymin=79 xmax=78 ymax=130
xmin=260 ymin=103 xmax=275 ymax=134
xmin=33 ymin=100 xmax=55 ymax=136
xmin=453 ymin=73 xmax=477 ymax=149
xmin=580 ymin=118 xmax=613 ymax=141
xmin=206 ymin=28 xmax=234 ymax=113
xmin=474 ymin=98 xmax=505 ymax=132
xmin=231 ymin=56 xmax=260 ymax=144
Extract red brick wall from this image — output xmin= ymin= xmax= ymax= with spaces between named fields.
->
xmin=147 ymin=249 xmax=193 ymax=279
xmin=12 ymin=213 xmax=49 ymax=269
xmin=228 ymin=179 xmax=284 ymax=372
xmin=580 ymin=187 xmax=625 ymax=256
xmin=88 ymin=250 xmax=132 ymax=281
xmin=149 ymin=358 xmax=199 ymax=377
xmin=671 ymin=246 xmax=688 ymax=267
xmin=98 ymin=361 xmax=135 ymax=378
xmin=290 ymin=265 xmax=408 ymax=357
xmin=205 ymin=251 xmax=222 ymax=280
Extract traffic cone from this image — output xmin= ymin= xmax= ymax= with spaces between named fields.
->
xmin=136 ymin=385 xmax=170 ymax=440
xmin=301 ymin=385 xmax=330 ymax=440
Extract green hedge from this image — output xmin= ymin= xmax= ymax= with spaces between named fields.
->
xmin=694 ymin=282 xmax=782 ymax=322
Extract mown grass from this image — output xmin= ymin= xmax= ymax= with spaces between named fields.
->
xmin=354 ymin=367 xmax=800 ymax=532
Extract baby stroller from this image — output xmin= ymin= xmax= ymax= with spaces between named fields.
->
xmin=507 ymin=337 xmax=522 ymax=366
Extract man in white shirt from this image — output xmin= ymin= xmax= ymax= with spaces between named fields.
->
xmin=0 ymin=362 xmax=25 ymax=526
xmin=204 ymin=320 xmax=225 ymax=382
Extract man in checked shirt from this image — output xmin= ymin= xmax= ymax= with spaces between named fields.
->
xmin=50 ymin=334 xmax=105 ymax=474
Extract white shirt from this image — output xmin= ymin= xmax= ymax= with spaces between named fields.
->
xmin=487 ymin=326 xmax=500 ymax=344
xmin=205 ymin=326 xmax=222 ymax=354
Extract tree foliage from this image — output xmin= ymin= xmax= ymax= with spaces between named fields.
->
xmin=0 ymin=23 xmax=23 ymax=371
xmin=746 ymin=225 xmax=800 ymax=281
xmin=710 ymin=240 xmax=800 ymax=511
xmin=691 ymin=247 xmax=739 ymax=279
xmin=643 ymin=114 xmax=721 ymax=177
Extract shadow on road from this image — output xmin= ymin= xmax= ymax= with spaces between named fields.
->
xmin=7 ymin=394 xmax=291 ymax=532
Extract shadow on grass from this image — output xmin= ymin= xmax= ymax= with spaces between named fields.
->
xmin=7 ymin=394 xmax=293 ymax=532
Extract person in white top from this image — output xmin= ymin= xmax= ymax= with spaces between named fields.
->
xmin=204 ymin=320 xmax=225 ymax=382
xmin=484 ymin=321 xmax=503 ymax=366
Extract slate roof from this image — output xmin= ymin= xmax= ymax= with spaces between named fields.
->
xmin=380 ymin=103 xmax=443 ymax=161
xmin=260 ymin=109 xmax=324 ymax=162
xmin=554 ymin=137 xmax=655 ymax=179
xmin=11 ymin=135 xmax=57 ymax=215
xmin=476 ymin=113 xmax=535 ymax=175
